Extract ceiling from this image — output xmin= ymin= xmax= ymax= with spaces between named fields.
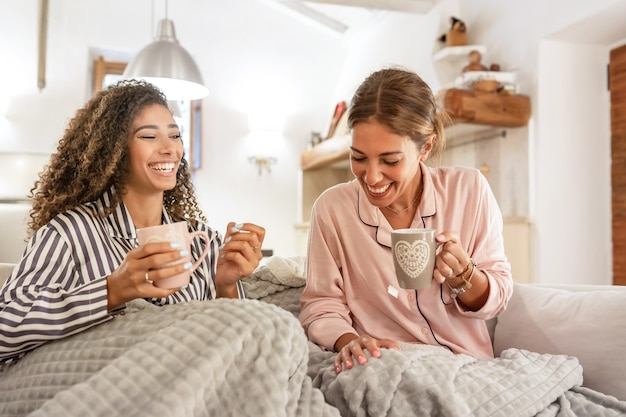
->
xmin=271 ymin=0 xmax=437 ymax=33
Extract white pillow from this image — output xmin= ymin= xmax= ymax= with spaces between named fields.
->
xmin=493 ymin=284 xmax=626 ymax=401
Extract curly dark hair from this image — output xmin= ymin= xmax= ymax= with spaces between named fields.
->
xmin=28 ymin=79 xmax=206 ymax=236
xmin=347 ymin=67 xmax=449 ymax=162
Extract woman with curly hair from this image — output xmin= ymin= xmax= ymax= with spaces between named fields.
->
xmin=0 ymin=80 xmax=265 ymax=364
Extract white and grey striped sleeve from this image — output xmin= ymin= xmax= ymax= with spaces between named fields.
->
xmin=0 ymin=225 xmax=113 ymax=364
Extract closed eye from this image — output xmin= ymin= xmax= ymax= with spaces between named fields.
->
xmin=351 ymin=156 xmax=400 ymax=166
xmin=384 ymin=160 xmax=400 ymax=166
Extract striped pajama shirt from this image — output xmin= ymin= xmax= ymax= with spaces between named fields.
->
xmin=0 ymin=188 xmax=241 ymax=365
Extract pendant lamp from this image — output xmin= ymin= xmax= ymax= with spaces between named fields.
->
xmin=123 ymin=7 xmax=209 ymax=101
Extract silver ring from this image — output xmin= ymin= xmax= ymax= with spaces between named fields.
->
xmin=145 ymin=272 xmax=153 ymax=284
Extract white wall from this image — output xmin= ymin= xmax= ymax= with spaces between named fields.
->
xmin=328 ymin=0 xmax=626 ymax=284
xmin=0 ymin=0 xmax=347 ymax=257
xmin=2 ymin=0 xmax=625 ymax=283
xmin=457 ymin=0 xmax=626 ymax=284
xmin=536 ymin=41 xmax=612 ymax=285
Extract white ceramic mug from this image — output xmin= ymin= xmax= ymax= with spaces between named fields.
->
xmin=136 ymin=221 xmax=210 ymax=289
xmin=391 ymin=228 xmax=438 ymax=290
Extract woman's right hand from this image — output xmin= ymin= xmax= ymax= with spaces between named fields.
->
xmin=106 ymin=242 xmax=190 ymax=310
xmin=334 ymin=334 xmax=399 ymax=374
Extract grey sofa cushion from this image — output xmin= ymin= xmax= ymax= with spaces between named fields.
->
xmin=494 ymin=283 xmax=626 ymax=401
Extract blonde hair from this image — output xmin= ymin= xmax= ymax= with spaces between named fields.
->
xmin=348 ymin=67 xmax=449 ymax=162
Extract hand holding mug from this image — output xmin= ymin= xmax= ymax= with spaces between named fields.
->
xmin=136 ymin=221 xmax=210 ymax=289
xmin=432 ymin=231 xmax=471 ymax=284
xmin=106 ymin=238 xmax=193 ymax=310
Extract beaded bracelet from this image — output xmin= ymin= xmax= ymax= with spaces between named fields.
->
xmin=448 ymin=259 xmax=476 ymax=299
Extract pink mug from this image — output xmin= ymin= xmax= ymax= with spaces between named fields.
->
xmin=136 ymin=221 xmax=210 ymax=289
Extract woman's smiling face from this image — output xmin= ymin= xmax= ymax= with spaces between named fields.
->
xmin=350 ymin=121 xmax=428 ymax=210
xmin=125 ymin=103 xmax=183 ymax=197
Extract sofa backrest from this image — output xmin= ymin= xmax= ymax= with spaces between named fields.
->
xmin=0 ymin=203 xmax=30 ymax=263
xmin=0 ymin=263 xmax=15 ymax=288
xmin=494 ymin=282 xmax=626 ymax=401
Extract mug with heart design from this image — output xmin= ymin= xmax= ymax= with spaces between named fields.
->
xmin=136 ymin=221 xmax=210 ymax=289
xmin=391 ymin=228 xmax=438 ymax=290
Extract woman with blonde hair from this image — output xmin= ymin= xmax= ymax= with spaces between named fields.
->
xmin=299 ymin=68 xmax=513 ymax=374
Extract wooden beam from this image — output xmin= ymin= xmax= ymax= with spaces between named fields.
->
xmin=270 ymin=0 xmax=348 ymax=33
xmin=304 ymin=0 xmax=436 ymax=14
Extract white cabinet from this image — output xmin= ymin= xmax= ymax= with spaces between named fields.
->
xmin=295 ymin=135 xmax=354 ymax=255
xmin=502 ymin=217 xmax=530 ymax=283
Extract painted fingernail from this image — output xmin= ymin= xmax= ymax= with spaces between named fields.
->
xmin=183 ymin=262 xmax=192 ymax=270
xmin=170 ymin=242 xmax=181 ymax=248
xmin=225 ymin=236 xmax=232 ymax=243
xmin=180 ymin=250 xmax=189 ymax=257
xmin=230 ymin=223 xmax=244 ymax=233
xmin=218 ymin=244 xmax=224 ymax=250
xmin=181 ymin=284 xmax=188 ymax=290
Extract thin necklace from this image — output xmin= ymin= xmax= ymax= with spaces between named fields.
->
xmin=384 ymin=186 xmax=422 ymax=215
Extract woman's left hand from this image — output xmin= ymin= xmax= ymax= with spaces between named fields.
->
xmin=432 ymin=231 xmax=471 ymax=284
xmin=334 ymin=335 xmax=399 ymax=374
xmin=214 ymin=222 xmax=265 ymax=297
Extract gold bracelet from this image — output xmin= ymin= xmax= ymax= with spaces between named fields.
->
xmin=458 ymin=258 xmax=475 ymax=281
xmin=448 ymin=259 xmax=476 ymax=299
xmin=456 ymin=260 xmax=471 ymax=280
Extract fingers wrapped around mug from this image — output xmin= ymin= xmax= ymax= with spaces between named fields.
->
xmin=433 ymin=231 xmax=469 ymax=284
xmin=106 ymin=242 xmax=190 ymax=310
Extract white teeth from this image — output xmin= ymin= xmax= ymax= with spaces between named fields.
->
xmin=150 ymin=163 xmax=175 ymax=172
xmin=367 ymin=184 xmax=391 ymax=194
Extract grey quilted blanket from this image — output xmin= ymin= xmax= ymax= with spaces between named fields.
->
xmin=247 ymin=256 xmax=626 ymax=417
xmin=1 ymin=255 xmax=625 ymax=417
xmin=307 ymin=344 xmax=626 ymax=417
xmin=0 ymin=297 xmax=339 ymax=417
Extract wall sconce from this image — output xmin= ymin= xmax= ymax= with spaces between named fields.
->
xmin=248 ymin=156 xmax=277 ymax=175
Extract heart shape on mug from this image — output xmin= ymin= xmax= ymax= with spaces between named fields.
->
xmin=394 ymin=240 xmax=430 ymax=279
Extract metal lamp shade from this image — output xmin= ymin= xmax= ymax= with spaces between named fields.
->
xmin=123 ymin=19 xmax=209 ymax=101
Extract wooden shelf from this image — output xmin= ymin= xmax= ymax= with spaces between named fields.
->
xmin=301 ymin=134 xmax=351 ymax=171
xmin=433 ymin=45 xmax=487 ymax=62
xmin=453 ymin=71 xmax=516 ymax=89
xmin=437 ymin=88 xmax=531 ymax=127
xmin=300 ymin=89 xmax=530 ymax=172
